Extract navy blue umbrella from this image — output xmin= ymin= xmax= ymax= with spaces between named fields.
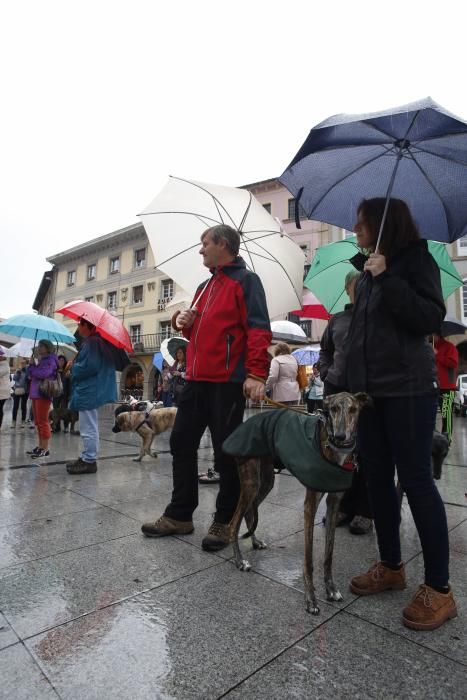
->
xmin=280 ymin=98 xmax=467 ymax=245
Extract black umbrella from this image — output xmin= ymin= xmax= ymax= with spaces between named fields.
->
xmin=441 ymin=316 xmax=467 ymax=337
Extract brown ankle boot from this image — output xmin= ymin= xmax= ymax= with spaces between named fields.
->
xmin=350 ymin=561 xmax=407 ymax=595
xmin=402 ymin=584 xmax=457 ymax=630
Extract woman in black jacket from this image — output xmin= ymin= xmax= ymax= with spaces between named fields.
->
xmin=346 ymin=198 xmax=456 ymax=631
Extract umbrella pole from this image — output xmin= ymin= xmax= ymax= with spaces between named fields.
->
xmin=190 ymin=279 xmax=211 ymax=310
xmin=374 ymin=152 xmax=403 ymax=254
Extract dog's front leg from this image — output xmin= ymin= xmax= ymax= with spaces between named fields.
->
xmin=303 ymin=490 xmax=323 ymax=614
xmin=324 ymin=492 xmax=344 ymax=603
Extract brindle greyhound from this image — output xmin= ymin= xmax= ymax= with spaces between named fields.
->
xmin=227 ymin=391 xmax=371 ymax=615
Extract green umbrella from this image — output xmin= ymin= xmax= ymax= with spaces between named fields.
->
xmin=304 ymin=237 xmax=463 ymax=314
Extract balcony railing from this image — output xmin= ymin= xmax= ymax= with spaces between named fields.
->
xmin=130 ymin=331 xmax=183 ymax=353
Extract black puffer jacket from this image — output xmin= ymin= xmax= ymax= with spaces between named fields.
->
xmin=319 ymin=304 xmax=353 ymax=389
xmin=345 ymin=240 xmax=445 ymax=398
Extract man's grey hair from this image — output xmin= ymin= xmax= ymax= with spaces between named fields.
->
xmin=344 ymin=269 xmax=360 ymax=290
xmin=202 ymin=225 xmax=241 ymax=257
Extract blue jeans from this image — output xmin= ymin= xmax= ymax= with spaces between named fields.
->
xmin=358 ymin=395 xmax=449 ymax=588
xmin=79 ymin=409 xmax=99 ymax=463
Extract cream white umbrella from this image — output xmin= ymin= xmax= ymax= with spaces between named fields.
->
xmin=270 ymin=320 xmax=307 ymax=338
xmin=5 ymin=338 xmax=78 ymax=358
xmin=139 ymin=177 xmax=305 ymax=319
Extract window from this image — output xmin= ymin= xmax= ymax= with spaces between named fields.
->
xmin=87 ymin=263 xmax=96 ymax=280
xmin=262 ymin=203 xmax=272 ymax=214
xmin=130 ymin=324 xmax=142 ymax=344
xmin=109 ymin=255 xmax=120 ymax=274
xmin=84 ymin=295 xmax=94 ymax=303
xmin=161 ymin=279 xmax=174 ymax=299
xmin=288 ymin=198 xmax=308 ymax=221
xmin=457 ymin=236 xmax=467 ymax=256
xmin=107 ymin=291 xmax=117 ymax=310
xmin=132 ymin=285 xmax=143 ymax=304
xmin=134 ymin=247 xmax=146 ymax=269
xmin=159 ymin=321 xmax=171 ymax=339
xmin=67 ymin=270 xmax=76 ymax=287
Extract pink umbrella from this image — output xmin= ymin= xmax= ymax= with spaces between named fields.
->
xmin=55 ymin=300 xmax=133 ymax=353
xmin=290 ymin=289 xmax=330 ymax=320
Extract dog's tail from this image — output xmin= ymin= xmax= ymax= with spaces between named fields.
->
xmin=241 ymin=512 xmax=258 ymax=539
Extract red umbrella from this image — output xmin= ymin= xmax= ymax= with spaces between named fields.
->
xmin=55 ymin=300 xmax=133 ymax=353
xmin=290 ymin=289 xmax=330 ymax=320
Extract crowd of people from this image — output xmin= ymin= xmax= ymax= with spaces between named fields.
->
xmin=1 ymin=201 xmax=459 ymax=632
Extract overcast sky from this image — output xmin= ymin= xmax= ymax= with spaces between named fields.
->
xmin=1 ymin=0 xmax=466 ymax=317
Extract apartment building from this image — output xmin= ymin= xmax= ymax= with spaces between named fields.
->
xmin=242 ymin=177 xmax=348 ymax=340
xmin=34 ymin=222 xmax=183 ymax=399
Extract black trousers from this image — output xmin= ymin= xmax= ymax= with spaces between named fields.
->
xmin=12 ymin=393 xmax=28 ymax=422
xmin=358 ymin=396 xmax=449 ymax=588
xmin=164 ymin=381 xmax=245 ymax=523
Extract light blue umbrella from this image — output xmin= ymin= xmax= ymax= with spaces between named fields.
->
xmin=292 ymin=345 xmax=320 ymax=366
xmin=153 ymin=351 xmax=163 ymax=372
xmin=0 ymin=314 xmax=76 ymax=344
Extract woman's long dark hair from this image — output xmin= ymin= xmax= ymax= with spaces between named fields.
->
xmin=358 ymin=198 xmax=420 ymax=259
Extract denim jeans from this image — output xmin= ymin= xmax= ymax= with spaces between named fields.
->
xmin=79 ymin=409 xmax=99 ymax=462
xmin=358 ymin=395 xmax=449 ymax=588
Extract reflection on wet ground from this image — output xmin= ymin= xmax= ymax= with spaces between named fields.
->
xmin=0 ymin=402 xmax=466 ymax=698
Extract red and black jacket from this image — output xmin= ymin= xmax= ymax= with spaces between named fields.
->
xmin=173 ymin=258 xmax=272 ymax=383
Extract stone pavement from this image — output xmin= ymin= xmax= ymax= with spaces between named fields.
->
xmin=0 ymin=402 xmax=466 ymax=699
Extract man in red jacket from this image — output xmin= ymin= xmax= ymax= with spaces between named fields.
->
xmin=142 ymin=224 xmax=272 ymax=551
xmin=434 ymin=333 xmax=459 ymax=441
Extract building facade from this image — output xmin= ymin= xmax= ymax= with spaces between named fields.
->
xmin=35 ymin=223 xmax=184 ymax=400
xmin=242 ymin=178 xmax=348 ymax=340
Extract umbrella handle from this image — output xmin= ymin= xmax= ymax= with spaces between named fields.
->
xmin=190 ymin=279 xmax=211 ymax=311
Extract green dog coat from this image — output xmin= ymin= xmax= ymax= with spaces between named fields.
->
xmin=223 ymin=409 xmax=354 ymax=493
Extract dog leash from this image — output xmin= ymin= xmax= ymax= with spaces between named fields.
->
xmin=264 ymin=397 xmax=309 ymax=414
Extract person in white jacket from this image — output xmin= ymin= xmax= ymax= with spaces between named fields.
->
xmin=266 ymin=343 xmax=300 ymax=404
xmin=0 ymin=348 xmax=12 ymax=431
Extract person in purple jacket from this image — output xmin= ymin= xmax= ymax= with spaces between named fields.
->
xmin=26 ymin=339 xmax=59 ymax=459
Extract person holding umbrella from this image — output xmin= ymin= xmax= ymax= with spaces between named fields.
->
xmin=141 ymin=224 xmax=271 ymax=551
xmin=26 ymin=339 xmax=59 ymax=459
xmin=65 ymin=318 xmax=118 ymax=474
xmin=0 ymin=348 xmax=11 ymax=432
xmin=346 ymin=198 xmax=457 ymax=631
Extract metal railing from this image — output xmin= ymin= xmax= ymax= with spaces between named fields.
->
xmin=130 ymin=331 xmax=183 ymax=353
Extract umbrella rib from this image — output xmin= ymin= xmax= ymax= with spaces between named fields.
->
xmin=240 ymin=233 xmax=256 ymax=272
xmin=239 ymin=237 xmax=302 ymax=305
xmin=408 ymin=144 xmax=467 ymax=168
xmin=305 ymin=150 xmax=394 ymax=219
xmin=140 ymin=210 xmax=222 ymax=225
xmin=156 ymin=241 xmax=203 ymax=267
xmin=168 ymin=176 xmax=238 ymax=229
xmin=238 ymin=192 xmax=252 ymax=232
xmin=406 ymin=150 xmax=451 ymax=231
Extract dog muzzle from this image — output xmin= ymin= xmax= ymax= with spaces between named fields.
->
xmin=112 ymin=424 xmax=121 ymax=433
